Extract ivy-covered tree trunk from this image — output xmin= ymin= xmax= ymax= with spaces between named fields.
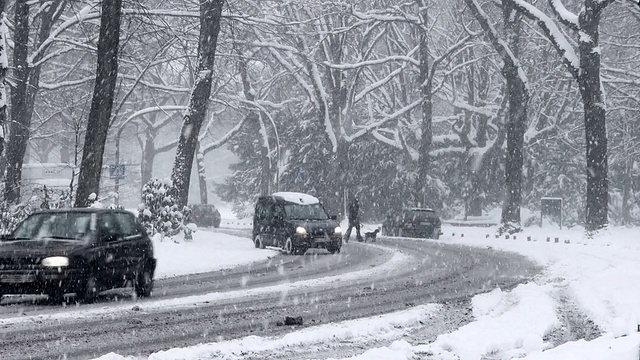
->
xmin=171 ymin=0 xmax=224 ymax=207
xmin=75 ymin=0 xmax=123 ymax=207
xmin=415 ymin=0 xmax=434 ymax=209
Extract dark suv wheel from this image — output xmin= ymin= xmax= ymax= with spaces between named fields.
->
xmin=135 ymin=268 xmax=154 ymax=298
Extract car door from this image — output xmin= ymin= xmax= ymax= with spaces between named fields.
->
xmin=113 ymin=212 xmax=148 ymax=278
xmin=272 ymin=204 xmax=288 ymax=247
xmin=97 ymin=212 xmax=127 ymax=287
xmin=255 ymin=198 xmax=276 ymax=246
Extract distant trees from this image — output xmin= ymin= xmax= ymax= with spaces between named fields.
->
xmin=1 ymin=0 xmax=639 ymax=230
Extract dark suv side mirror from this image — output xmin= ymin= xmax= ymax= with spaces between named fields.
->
xmin=330 ymin=215 xmax=337 ymax=220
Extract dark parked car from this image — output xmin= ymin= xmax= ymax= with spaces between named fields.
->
xmin=0 ymin=208 xmax=156 ymax=304
xmin=382 ymin=208 xmax=441 ymax=239
xmin=189 ymin=204 xmax=221 ymax=228
xmin=253 ymin=192 xmax=342 ymax=255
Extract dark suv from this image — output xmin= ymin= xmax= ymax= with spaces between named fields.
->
xmin=253 ymin=192 xmax=342 ymax=255
xmin=0 ymin=208 xmax=156 ymax=304
xmin=189 ymin=204 xmax=221 ymax=228
xmin=382 ymin=208 xmax=441 ymax=239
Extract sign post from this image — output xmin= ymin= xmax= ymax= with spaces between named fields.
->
xmin=110 ymin=164 xmax=125 ymax=206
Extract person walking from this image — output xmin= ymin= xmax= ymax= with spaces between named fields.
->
xmin=344 ymin=197 xmax=363 ymax=243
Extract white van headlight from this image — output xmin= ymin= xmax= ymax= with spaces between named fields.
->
xmin=334 ymin=226 xmax=342 ymax=234
xmin=295 ymin=227 xmax=307 ymax=236
xmin=42 ymin=256 xmax=69 ymax=267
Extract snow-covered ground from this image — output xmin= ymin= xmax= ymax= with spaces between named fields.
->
xmin=94 ymin=223 xmax=640 ymax=360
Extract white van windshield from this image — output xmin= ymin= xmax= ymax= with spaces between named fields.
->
xmin=284 ymin=203 xmax=329 ymax=220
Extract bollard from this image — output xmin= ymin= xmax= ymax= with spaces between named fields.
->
xmin=505 ymin=234 xmax=510 ymax=239
xmin=495 ymin=234 xmax=499 ymax=238
xmin=554 ymin=237 xmax=559 ymax=243
xmin=513 ymin=235 xmax=517 ymax=240
xmin=564 ymin=239 xmax=570 ymax=244
xmin=546 ymin=237 xmax=550 ymax=242
xmin=527 ymin=236 xmax=531 ymax=242
xmin=461 ymin=234 xmax=464 ymax=238
xmin=486 ymin=234 xmax=490 ymax=238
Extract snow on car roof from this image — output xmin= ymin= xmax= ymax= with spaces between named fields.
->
xmin=272 ymin=192 xmax=319 ymax=205
xmin=409 ymin=207 xmax=435 ymax=212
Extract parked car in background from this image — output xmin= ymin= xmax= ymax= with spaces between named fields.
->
xmin=0 ymin=208 xmax=156 ymax=304
xmin=253 ymin=192 xmax=342 ymax=255
xmin=382 ymin=208 xmax=441 ymax=239
xmin=189 ymin=204 xmax=221 ymax=228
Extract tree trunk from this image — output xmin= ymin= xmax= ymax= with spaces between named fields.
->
xmin=500 ymin=3 xmax=527 ymax=228
xmin=0 ymin=0 xmax=7 ymax=161
xmin=74 ymin=0 xmax=123 ymax=207
xmin=621 ymin=157 xmax=632 ymax=226
xmin=140 ymin=131 xmax=156 ymax=193
xmin=196 ymin=141 xmax=208 ymax=204
xmin=579 ymin=6 xmax=608 ymax=230
xmin=4 ymin=0 xmax=65 ymax=203
xmin=171 ymin=0 xmax=224 ymax=207
xmin=4 ymin=0 xmax=30 ymax=203
xmin=415 ymin=0 xmax=434 ymax=209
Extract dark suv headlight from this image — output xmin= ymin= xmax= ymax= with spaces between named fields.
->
xmin=41 ymin=256 xmax=69 ymax=267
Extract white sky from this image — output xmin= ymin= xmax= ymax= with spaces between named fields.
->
xmin=15 ymin=222 xmax=637 ymax=360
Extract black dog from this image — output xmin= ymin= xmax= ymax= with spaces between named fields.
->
xmin=364 ymin=229 xmax=380 ymax=242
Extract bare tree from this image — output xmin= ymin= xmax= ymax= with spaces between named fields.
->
xmin=171 ymin=0 xmax=225 ymax=207
xmin=5 ymin=0 xmax=67 ymax=203
xmin=465 ymin=0 xmax=529 ymax=231
xmin=74 ymin=0 xmax=123 ymax=207
xmin=506 ymin=0 xmax=614 ymax=230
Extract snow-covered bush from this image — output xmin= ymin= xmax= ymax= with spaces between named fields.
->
xmin=138 ymin=178 xmax=191 ymax=240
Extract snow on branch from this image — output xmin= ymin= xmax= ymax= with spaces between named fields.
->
xmin=548 ymin=0 xmax=579 ymax=30
xmin=323 ymin=55 xmax=419 ymax=69
xmin=508 ymin=0 xmax=580 ymax=75
xmin=371 ymin=128 xmax=403 ymax=149
xmin=29 ymin=4 xmax=100 ymax=66
xmin=452 ymin=100 xmax=499 ymax=117
xmin=465 ymin=0 xmax=528 ymax=87
xmin=116 ymin=105 xmax=187 ymax=130
xmin=345 ymin=98 xmax=422 ymax=142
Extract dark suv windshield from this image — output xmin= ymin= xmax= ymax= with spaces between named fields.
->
xmin=8 ymin=212 xmax=94 ymax=241
xmin=403 ymin=209 xmax=438 ymax=221
xmin=284 ymin=203 xmax=329 ymax=220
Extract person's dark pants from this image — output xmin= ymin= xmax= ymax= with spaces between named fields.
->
xmin=344 ymin=221 xmax=362 ymax=242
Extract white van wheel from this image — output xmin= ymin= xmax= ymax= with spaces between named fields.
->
xmin=255 ymin=235 xmax=265 ymax=249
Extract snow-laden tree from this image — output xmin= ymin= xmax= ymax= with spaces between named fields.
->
xmin=171 ymin=0 xmax=225 ymax=207
xmin=138 ymin=178 xmax=189 ymax=238
xmin=464 ymin=0 xmax=529 ymax=232
xmin=74 ymin=0 xmax=123 ymax=207
xmin=505 ymin=0 xmax=615 ymax=231
xmin=5 ymin=0 xmax=67 ymax=204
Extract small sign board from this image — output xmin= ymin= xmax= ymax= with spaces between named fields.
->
xmin=541 ymin=197 xmax=562 ymax=229
xmin=294 ymin=171 xmax=305 ymax=184
xmin=109 ymin=164 xmax=125 ymax=179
